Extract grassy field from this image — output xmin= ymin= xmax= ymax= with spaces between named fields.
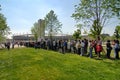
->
xmin=0 ymin=48 xmax=120 ymax=80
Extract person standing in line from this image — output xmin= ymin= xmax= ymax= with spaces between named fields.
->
xmin=93 ymin=40 xmax=97 ymax=55
xmin=53 ymin=40 xmax=56 ymax=50
xmin=4 ymin=43 xmax=7 ymax=48
xmin=76 ymin=40 xmax=81 ymax=55
xmin=17 ymin=42 xmax=20 ymax=47
xmin=88 ymin=40 xmax=94 ymax=58
xmin=96 ymin=36 xmax=103 ymax=58
xmin=84 ymin=39 xmax=88 ymax=54
xmin=73 ymin=40 xmax=77 ymax=53
xmin=112 ymin=40 xmax=116 ymax=58
xmin=61 ymin=40 xmax=65 ymax=54
xmin=114 ymin=40 xmax=120 ymax=59
xmin=78 ymin=40 xmax=81 ymax=55
xmin=7 ymin=42 xmax=10 ymax=50
xmin=62 ymin=40 xmax=67 ymax=53
xmin=96 ymin=42 xmax=102 ymax=58
xmin=34 ymin=42 xmax=38 ymax=49
xmin=67 ymin=40 xmax=71 ymax=52
xmin=97 ymin=36 xmax=102 ymax=45
xmin=106 ymin=40 xmax=112 ymax=59
xmin=81 ymin=40 xmax=85 ymax=56
xmin=70 ymin=40 xmax=74 ymax=53
xmin=12 ymin=41 xmax=15 ymax=49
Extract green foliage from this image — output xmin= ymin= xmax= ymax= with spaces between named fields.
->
xmin=31 ymin=20 xmax=45 ymax=42
xmin=0 ymin=48 xmax=120 ymax=80
xmin=38 ymin=19 xmax=45 ymax=38
xmin=89 ymin=20 xmax=102 ymax=38
xmin=114 ymin=25 xmax=120 ymax=39
xmin=31 ymin=23 xmax=39 ymax=42
xmin=73 ymin=29 xmax=81 ymax=39
xmin=116 ymin=25 xmax=120 ymax=33
xmin=0 ymin=6 xmax=10 ymax=42
xmin=45 ymin=10 xmax=62 ymax=40
xmin=72 ymin=0 xmax=120 ymax=37
xmin=109 ymin=0 xmax=120 ymax=19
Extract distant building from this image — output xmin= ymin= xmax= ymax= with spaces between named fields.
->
xmin=13 ymin=34 xmax=34 ymax=42
xmin=12 ymin=34 xmax=73 ymax=42
xmin=101 ymin=33 xmax=110 ymax=37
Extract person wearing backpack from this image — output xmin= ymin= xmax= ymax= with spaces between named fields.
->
xmin=114 ymin=40 xmax=119 ymax=59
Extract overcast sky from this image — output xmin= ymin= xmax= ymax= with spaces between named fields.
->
xmin=0 ymin=0 xmax=119 ymax=38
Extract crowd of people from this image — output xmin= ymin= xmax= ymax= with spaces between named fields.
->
xmin=33 ymin=36 xmax=120 ymax=59
xmin=4 ymin=41 xmax=24 ymax=50
xmin=4 ymin=36 xmax=120 ymax=59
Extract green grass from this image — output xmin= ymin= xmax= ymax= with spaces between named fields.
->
xmin=0 ymin=48 xmax=120 ymax=80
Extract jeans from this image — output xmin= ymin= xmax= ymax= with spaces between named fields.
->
xmin=81 ymin=47 xmax=84 ymax=56
xmin=115 ymin=48 xmax=119 ymax=59
xmin=89 ymin=48 xmax=93 ymax=58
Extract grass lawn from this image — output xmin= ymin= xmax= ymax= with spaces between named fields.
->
xmin=0 ymin=48 xmax=120 ymax=80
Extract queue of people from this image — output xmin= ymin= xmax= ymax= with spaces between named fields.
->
xmin=33 ymin=37 xmax=120 ymax=59
xmin=4 ymin=41 xmax=25 ymax=50
xmin=4 ymin=37 xmax=120 ymax=59
xmin=4 ymin=42 xmax=10 ymax=50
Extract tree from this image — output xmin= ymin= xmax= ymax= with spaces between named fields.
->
xmin=44 ymin=10 xmax=62 ymax=40
xmin=89 ymin=20 xmax=102 ymax=38
xmin=72 ymin=0 xmax=120 ymax=38
xmin=110 ymin=0 xmax=120 ymax=19
xmin=72 ymin=29 xmax=81 ymax=39
xmin=114 ymin=25 xmax=120 ymax=39
xmin=31 ymin=19 xmax=45 ymax=42
xmin=115 ymin=25 xmax=120 ymax=34
xmin=38 ymin=19 xmax=45 ymax=38
xmin=0 ymin=5 xmax=10 ymax=42
xmin=31 ymin=22 xmax=39 ymax=42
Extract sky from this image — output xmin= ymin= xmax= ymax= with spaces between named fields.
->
xmin=0 ymin=0 xmax=120 ymax=38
